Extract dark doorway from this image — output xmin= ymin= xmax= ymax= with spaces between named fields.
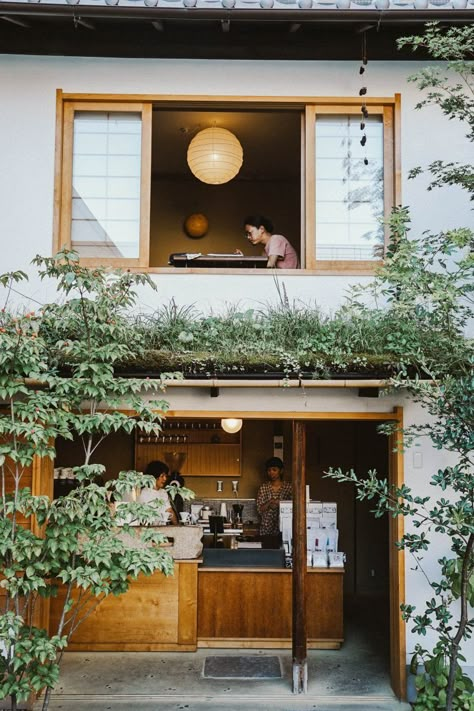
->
xmin=305 ymin=420 xmax=390 ymax=671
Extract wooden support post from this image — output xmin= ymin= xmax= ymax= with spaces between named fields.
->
xmin=292 ymin=420 xmax=307 ymax=693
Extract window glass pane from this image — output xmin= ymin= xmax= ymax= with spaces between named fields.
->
xmin=71 ymin=111 xmax=142 ymax=259
xmin=72 ymin=197 xmax=140 ymax=222
xmin=73 ymin=154 xmax=109 ymax=177
xmin=107 ymin=177 xmax=141 ymax=199
xmin=73 ymin=177 xmax=107 ymax=199
xmin=315 ymin=114 xmax=384 ymax=261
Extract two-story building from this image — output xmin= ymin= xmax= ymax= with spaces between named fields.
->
xmin=0 ymin=0 xmax=473 ymax=701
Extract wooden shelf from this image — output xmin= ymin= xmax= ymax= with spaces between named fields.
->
xmin=135 ymin=419 xmax=241 ymax=477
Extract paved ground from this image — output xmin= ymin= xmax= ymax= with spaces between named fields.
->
xmin=34 ymin=638 xmax=410 ymax=710
xmin=32 ymin=598 xmax=411 ymax=710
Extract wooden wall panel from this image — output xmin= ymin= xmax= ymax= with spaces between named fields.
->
xmin=178 ymin=562 xmax=198 ymax=645
xmin=197 ymin=569 xmax=343 ymax=643
xmin=306 ymin=573 xmax=343 ymax=639
xmin=198 ymin=571 xmax=292 ymax=639
xmin=135 ymin=420 xmax=241 ymax=478
xmin=49 ymin=563 xmax=199 ymax=651
xmin=136 ymin=442 xmax=241 ymax=477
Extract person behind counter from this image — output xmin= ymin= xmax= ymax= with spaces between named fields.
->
xmin=256 ymin=456 xmax=292 ymax=537
xmin=138 ymin=460 xmax=178 ymax=525
xmin=235 ymin=216 xmax=299 ymax=269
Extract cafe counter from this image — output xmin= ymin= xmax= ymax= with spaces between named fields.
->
xmin=198 ymin=566 xmax=343 ymax=649
xmin=50 ymin=563 xmax=344 ymax=651
xmin=48 ymin=524 xmax=343 ymax=651
xmin=49 ymin=559 xmax=201 ymax=652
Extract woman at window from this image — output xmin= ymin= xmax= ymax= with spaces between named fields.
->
xmin=236 ymin=215 xmax=299 ymax=269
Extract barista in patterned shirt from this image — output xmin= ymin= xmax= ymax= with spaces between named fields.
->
xmin=256 ymin=457 xmax=292 ymax=537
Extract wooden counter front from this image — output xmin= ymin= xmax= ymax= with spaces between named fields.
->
xmin=49 ymin=564 xmax=343 ymax=652
xmin=49 ymin=561 xmax=199 ymax=652
xmin=197 ymin=567 xmax=344 ymax=649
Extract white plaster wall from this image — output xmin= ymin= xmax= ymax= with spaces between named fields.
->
xmin=0 ymin=55 xmax=472 ymax=313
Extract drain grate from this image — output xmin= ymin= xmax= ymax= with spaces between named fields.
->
xmin=203 ymin=655 xmax=282 ymax=679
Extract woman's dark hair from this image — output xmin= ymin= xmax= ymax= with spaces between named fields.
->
xmin=243 ymin=215 xmax=274 ymax=233
xmin=145 ymin=460 xmax=169 ymax=480
xmin=265 ymin=456 xmax=284 ymax=470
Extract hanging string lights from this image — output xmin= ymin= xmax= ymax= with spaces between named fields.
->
xmin=359 ymin=30 xmax=369 ymax=167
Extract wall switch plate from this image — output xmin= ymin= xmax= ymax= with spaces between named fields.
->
xmin=273 ymin=434 xmax=284 ymax=460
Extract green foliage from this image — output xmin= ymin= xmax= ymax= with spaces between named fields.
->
xmin=398 ymin=22 xmax=474 ymax=198
xmin=0 ymin=252 xmax=193 ymax=710
xmin=327 ymin=25 xmax=474 ymax=711
xmin=108 ymin=203 xmax=472 ymax=381
xmin=0 ymin=614 xmax=66 ymax=701
xmin=410 ymin=646 xmax=474 ymax=711
xmin=101 ymin=297 xmax=468 ymax=380
xmin=346 ymin=205 xmax=473 ymax=379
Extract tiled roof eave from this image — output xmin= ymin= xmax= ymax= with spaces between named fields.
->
xmin=0 ymin=0 xmax=473 ymax=19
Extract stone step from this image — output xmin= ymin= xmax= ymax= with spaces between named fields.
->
xmin=39 ymin=693 xmax=411 ymax=711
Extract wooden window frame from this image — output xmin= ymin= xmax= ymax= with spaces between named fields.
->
xmin=54 ymin=92 xmax=400 ymax=275
xmin=55 ymin=98 xmax=152 ymax=268
xmin=305 ymin=103 xmax=396 ymax=272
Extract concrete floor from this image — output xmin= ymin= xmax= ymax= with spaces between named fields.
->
xmin=35 ymin=597 xmax=411 ymax=711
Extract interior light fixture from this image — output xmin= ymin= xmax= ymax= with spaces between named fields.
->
xmin=187 ymin=127 xmax=243 ymax=185
xmin=221 ymin=418 xmax=243 ymax=434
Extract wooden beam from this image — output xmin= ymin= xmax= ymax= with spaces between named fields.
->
xmin=1 ymin=15 xmax=30 ymax=28
xmin=76 ymin=18 xmax=95 ymax=31
xmin=292 ymin=420 xmax=307 ymax=693
xmin=31 ymin=454 xmax=54 ymax=633
xmin=389 ymin=406 xmax=406 ymax=699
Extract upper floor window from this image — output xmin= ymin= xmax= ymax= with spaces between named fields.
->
xmin=71 ymin=112 xmax=142 ymax=260
xmin=56 ymin=95 xmax=398 ymax=273
xmin=60 ymin=101 xmax=151 ymax=267
xmin=315 ymin=114 xmax=384 ymax=261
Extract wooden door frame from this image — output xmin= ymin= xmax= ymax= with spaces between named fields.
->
xmin=34 ymin=406 xmax=406 ymax=699
xmin=168 ymin=407 xmax=406 ymax=699
xmin=388 ymin=405 xmax=406 ymax=699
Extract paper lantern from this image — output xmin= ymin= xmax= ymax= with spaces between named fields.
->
xmin=184 ymin=213 xmax=209 ymax=238
xmin=221 ymin=418 xmax=243 ymax=434
xmin=187 ymin=128 xmax=243 ymax=185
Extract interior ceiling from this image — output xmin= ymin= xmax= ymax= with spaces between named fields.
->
xmin=152 ymin=109 xmax=301 ymax=181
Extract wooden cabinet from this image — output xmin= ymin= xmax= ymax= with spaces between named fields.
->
xmin=135 ymin=419 xmax=241 ymax=477
xmin=198 ymin=567 xmax=344 ymax=649
xmin=49 ymin=561 xmax=199 ymax=651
